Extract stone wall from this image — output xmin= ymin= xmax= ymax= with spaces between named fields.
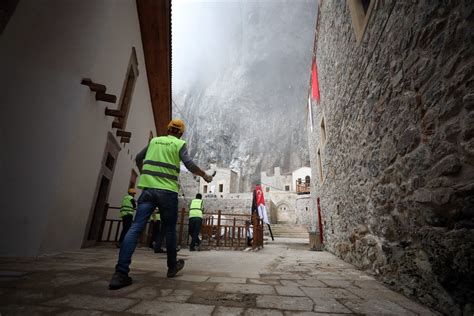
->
xmin=295 ymin=195 xmax=311 ymax=227
xmin=309 ymin=1 xmax=474 ymax=314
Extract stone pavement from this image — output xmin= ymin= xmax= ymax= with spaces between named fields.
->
xmin=0 ymin=238 xmax=439 ymax=315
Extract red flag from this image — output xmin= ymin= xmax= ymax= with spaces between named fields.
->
xmin=311 ymin=59 xmax=320 ymax=102
xmin=254 ymin=185 xmax=269 ymax=225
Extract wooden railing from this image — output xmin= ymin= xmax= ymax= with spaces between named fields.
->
xmin=100 ymin=206 xmax=152 ymax=244
xmin=296 ymin=182 xmax=310 ymax=194
xmin=177 ymin=209 xmax=264 ymax=250
xmin=100 ymin=205 xmax=264 ymax=250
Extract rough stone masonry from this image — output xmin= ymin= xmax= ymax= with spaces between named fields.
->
xmin=308 ymin=1 xmax=473 ymax=315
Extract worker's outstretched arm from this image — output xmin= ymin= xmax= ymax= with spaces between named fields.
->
xmin=179 ymin=145 xmax=213 ymax=183
xmin=135 ymin=146 xmax=148 ymax=171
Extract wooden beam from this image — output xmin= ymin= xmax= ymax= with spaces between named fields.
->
xmin=136 ymin=0 xmax=172 ymax=136
xmin=111 ymin=121 xmax=123 ymax=129
xmin=116 ymin=130 xmax=132 ymax=138
xmin=81 ymin=78 xmax=106 ymax=93
xmin=105 ymin=108 xmax=124 ymax=118
xmin=96 ymin=92 xmax=117 ymax=103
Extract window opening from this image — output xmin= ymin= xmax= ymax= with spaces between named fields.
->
xmin=317 ymin=148 xmax=324 ymax=184
xmin=285 ymin=185 xmax=290 ymax=191
xmin=114 ymin=47 xmax=139 ymax=129
xmin=105 ymin=153 xmax=115 ymax=171
xmin=219 ymin=184 xmax=224 ymax=192
xmin=203 ymin=185 xmax=208 ymax=193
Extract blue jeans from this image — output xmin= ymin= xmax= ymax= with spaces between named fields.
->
xmin=115 ymin=189 xmax=178 ymax=274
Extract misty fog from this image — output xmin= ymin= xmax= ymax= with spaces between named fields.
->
xmin=172 ymin=0 xmax=317 ymax=190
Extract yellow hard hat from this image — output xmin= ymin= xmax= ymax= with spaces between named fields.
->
xmin=168 ymin=118 xmax=185 ymax=133
xmin=128 ymin=188 xmax=136 ymax=195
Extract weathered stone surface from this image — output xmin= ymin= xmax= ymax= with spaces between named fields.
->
xmin=430 ymin=154 xmax=462 ymax=176
xmin=214 ymin=306 xmax=245 ymax=316
xmin=244 ymin=308 xmax=283 ymax=316
xmin=308 ymin=1 xmax=474 ymax=314
xmin=341 ymin=299 xmax=416 ymax=315
xmin=300 ymin=287 xmax=359 ymax=300
xmin=274 ymin=286 xmax=306 ymax=296
xmin=311 ymin=298 xmax=352 ymax=314
xmin=207 ymin=276 xmax=247 ymax=284
xmin=44 ymin=294 xmax=136 ymax=312
xmin=256 ymin=295 xmax=314 ymax=311
xmin=127 ymin=300 xmax=214 ymax=315
xmin=215 ymin=283 xmax=275 ymax=295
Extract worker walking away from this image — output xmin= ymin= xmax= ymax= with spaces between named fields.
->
xmin=117 ymin=188 xmax=136 ymax=248
xmin=109 ymin=119 xmax=213 ymax=290
xmin=149 ymin=208 xmax=162 ymax=251
xmin=188 ymin=193 xmax=204 ymax=251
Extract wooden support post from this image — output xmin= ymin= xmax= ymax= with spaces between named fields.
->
xmin=97 ymin=92 xmax=117 ymax=103
xmin=107 ymin=221 xmax=113 ymax=242
xmin=232 ymin=218 xmax=236 ymax=249
xmin=238 ymin=227 xmax=241 ymax=249
xmin=116 ymin=130 xmax=132 ymax=138
xmin=178 ymin=208 xmax=185 ymax=246
xmin=120 ymin=137 xmax=130 ymax=144
xmin=208 ymin=216 xmax=213 ymax=246
xmin=115 ymin=221 xmax=121 ymax=242
xmin=216 ymin=210 xmax=221 ymax=247
xmin=105 ymin=108 xmax=124 ymax=118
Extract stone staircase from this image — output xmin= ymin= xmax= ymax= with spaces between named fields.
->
xmin=267 ymin=223 xmax=308 ymax=238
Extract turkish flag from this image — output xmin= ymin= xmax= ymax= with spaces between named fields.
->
xmin=254 ymin=185 xmax=269 ymax=225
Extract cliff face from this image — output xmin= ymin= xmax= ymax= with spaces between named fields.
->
xmin=172 ymin=1 xmax=316 ymax=191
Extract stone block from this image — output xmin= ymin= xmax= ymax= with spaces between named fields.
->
xmin=397 ymin=127 xmax=420 ymax=155
xmin=126 ymin=286 xmax=159 ymax=300
xmin=44 ymin=294 xmax=136 ymax=312
xmin=207 ymin=276 xmax=247 ymax=284
xmin=463 ymin=93 xmax=474 ymax=110
xmin=127 ymin=300 xmax=214 ymax=315
xmin=256 ymin=295 xmax=314 ymax=311
xmin=431 ymin=154 xmax=462 ymax=176
xmin=300 ymin=287 xmax=359 ymax=299
xmin=274 ymin=286 xmax=306 ymax=296
xmin=215 ymin=283 xmax=275 ymax=295
xmin=175 ymin=274 xmax=209 ymax=282
xmin=341 ymin=299 xmax=416 ymax=315
xmin=245 ymin=308 xmax=284 ymax=316
xmin=214 ymin=306 xmax=245 ymax=316
xmin=295 ymin=279 xmax=326 ymax=287
xmin=311 ymin=298 xmax=352 ymax=313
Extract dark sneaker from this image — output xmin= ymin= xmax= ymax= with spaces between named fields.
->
xmin=109 ymin=272 xmax=132 ymax=290
xmin=189 ymin=247 xmax=196 ymax=251
xmin=154 ymin=248 xmax=166 ymax=253
xmin=167 ymin=259 xmax=185 ymax=278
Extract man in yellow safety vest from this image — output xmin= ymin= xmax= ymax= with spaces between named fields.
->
xmin=109 ymin=119 xmax=213 ymax=290
xmin=117 ymin=188 xmax=136 ymax=248
xmin=188 ymin=193 xmax=204 ymax=251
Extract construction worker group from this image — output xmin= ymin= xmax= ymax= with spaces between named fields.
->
xmin=109 ymin=119 xmax=213 ymax=290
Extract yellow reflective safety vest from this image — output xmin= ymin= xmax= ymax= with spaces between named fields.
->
xmin=120 ymin=195 xmax=135 ymax=218
xmin=150 ymin=212 xmax=161 ymax=221
xmin=138 ymin=135 xmax=186 ymax=193
xmin=189 ymin=199 xmax=203 ymax=218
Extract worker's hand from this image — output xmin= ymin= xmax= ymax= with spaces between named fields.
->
xmin=203 ymin=173 xmax=213 ymax=183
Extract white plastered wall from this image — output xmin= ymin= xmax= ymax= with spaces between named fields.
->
xmin=0 ymin=0 xmax=156 ymax=256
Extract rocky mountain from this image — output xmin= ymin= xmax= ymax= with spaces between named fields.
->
xmin=172 ymin=0 xmax=317 ymax=191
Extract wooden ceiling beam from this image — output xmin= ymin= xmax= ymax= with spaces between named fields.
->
xmin=136 ymin=0 xmax=172 ymax=136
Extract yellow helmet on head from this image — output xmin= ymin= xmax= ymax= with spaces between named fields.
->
xmin=128 ymin=188 xmax=136 ymax=195
xmin=168 ymin=118 xmax=185 ymax=134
